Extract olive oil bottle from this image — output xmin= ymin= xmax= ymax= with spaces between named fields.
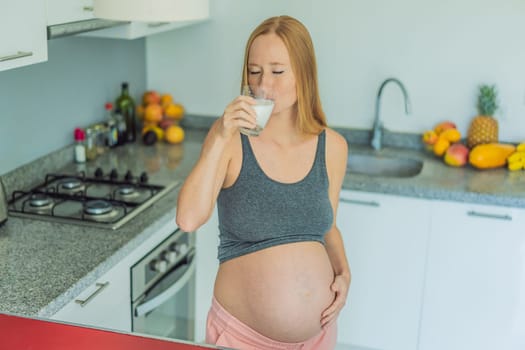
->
xmin=115 ymin=82 xmax=136 ymax=143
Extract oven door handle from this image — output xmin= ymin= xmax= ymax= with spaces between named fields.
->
xmin=135 ymin=257 xmax=196 ymax=317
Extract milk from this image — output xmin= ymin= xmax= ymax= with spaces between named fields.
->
xmin=253 ymin=99 xmax=274 ymax=129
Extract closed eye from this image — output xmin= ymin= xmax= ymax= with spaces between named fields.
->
xmin=248 ymin=70 xmax=261 ymax=75
xmin=273 ymin=71 xmax=284 ymax=75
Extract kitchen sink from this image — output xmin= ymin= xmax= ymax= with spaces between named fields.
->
xmin=347 ymin=153 xmax=423 ymax=178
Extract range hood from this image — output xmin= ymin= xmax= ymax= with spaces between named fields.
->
xmin=47 ymin=19 xmax=129 ymax=40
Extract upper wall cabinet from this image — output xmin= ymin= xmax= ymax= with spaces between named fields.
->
xmin=81 ymin=19 xmax=208 ymax=40
xmin=82 ymin=0 xmax=210 ymax=40
xmin=0 ymin=0 xmax=48 ymax=72
xmin=46 ymin=0 xmax=95 ymax=25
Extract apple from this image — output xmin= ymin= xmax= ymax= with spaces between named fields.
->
xmin=158 ymin=118 xmax=175 ymax=130
xmin=444 ymin=143 xmax=469 ymax=167
xmin=434 ymin=121 xmax=457 ymax=135
xmin=142 ymin=91 xmax=161 ymax=105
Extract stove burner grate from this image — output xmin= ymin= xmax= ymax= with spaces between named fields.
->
xmin=7 ymin=170 xmax=179 ymax=229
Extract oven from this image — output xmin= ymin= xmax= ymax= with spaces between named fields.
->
xmin=131 ymin=228 xmax=196 ymax=341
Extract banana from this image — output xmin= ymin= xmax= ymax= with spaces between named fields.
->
xmin=516 ymin=143 xmax=525 ymax=152
xmin=508 ymin=161 xmax=524 ymax=171
xmin=507 ymin=151 xmax=524 ymax=164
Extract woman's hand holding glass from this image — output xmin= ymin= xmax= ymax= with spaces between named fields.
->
xmin=219 ymin=85 xmax=275 ymax=139
xmin=219 ymin=95 xmax=258 ymax=140
xmin=239 ymin=85 xmax=274 ymax=136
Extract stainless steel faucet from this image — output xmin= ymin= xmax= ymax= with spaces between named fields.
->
xmin=371 ymin=78 xmax=412 ymax=150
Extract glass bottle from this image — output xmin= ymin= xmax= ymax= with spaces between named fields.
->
xmin=115 ymin=82 xmax=136 ymax=143
xmin=85 ymin=127 xmax=98 ymax=161
xmin=105 ymin=102 xmax=118 ymax=148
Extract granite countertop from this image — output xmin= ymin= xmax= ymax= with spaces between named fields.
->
xmin=342 ymin=143 xmax=525 ymax=208
xmin=1 ymin=124 xmax=525 ymax=319
xmin=0 ymin=129 xmax=208 ymax=317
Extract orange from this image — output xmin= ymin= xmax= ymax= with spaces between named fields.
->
xmin=164 ymin=103 xmax=184 ymax=120
xmin=144 ymin=104 xmax=163 ymax=123
xmin=165 ymin=125 xmax=185 ymax=144
xmin=160 ymin=94 xmax=174 ymax=107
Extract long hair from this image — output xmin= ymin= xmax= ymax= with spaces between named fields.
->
xmin=241 ymin=16 xmax=327 ymax=134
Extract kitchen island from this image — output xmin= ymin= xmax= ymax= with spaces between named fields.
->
xmin=1 ymin=125 xmax=524 ymax=339
xmin=0 ymin=313 xmax=220 ymax=349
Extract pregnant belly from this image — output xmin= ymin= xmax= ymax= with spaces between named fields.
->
xmin=213 ymin=242 xmax=335 ymax=343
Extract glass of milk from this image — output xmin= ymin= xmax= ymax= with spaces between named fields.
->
xmin=239 ymin=85 xmax=274 ymax=136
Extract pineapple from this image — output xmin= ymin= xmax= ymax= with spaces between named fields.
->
xmin=466 ymin=84 xmax=499 ymax=149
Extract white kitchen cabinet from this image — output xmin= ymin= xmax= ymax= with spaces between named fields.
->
xmin=51 ymin=217 xmax=178 ymax=332
xmin=82 ymin=19 xmax=208 ymax=40
xmin=0 ymin=0 xmax=47 ymax=72
xmin=336 ymin=190 xmax=431 ymax=350
xmin=51 ymin=255 xmax=131 ymax=331
xmin=46 ymin=0 xmax=95 ymax=25
xmin=194 ymin=206 xmax=219 ymax=343
xmin=419 ymin=201 xmax=525 ymax=350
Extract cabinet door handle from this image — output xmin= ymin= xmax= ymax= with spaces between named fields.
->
xmin=467 ymin=210 xmax=512 ymax=221
xmin=83 ymin=6 xmax=94 ymax=11
xmin=147 ymin=22 xmax=170 ymax=28
xmin=75 ymin=282 xmax=109 ymax=307
xmin=340 ymin=198 xmax=380 ymax=207
xmin=0 ymin=51 xmax=33 ymax=62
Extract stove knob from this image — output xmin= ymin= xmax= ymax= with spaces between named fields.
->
xmin=150 ymin=259 xmax=168 ymax=273
xmin=94 ymin=168 xmax=104 ymax=178
xmin=139 ymin=172 xmax=149 ymax=183
xmin=110 ymin=169 xmax=119 ymax=181
xmin=163 ymin=250 xmax=178 ymax=263
xmin=124 ymin=170 xmax=133 ymax=182
xmin=177 ymin=243 xmax=189 ymax=255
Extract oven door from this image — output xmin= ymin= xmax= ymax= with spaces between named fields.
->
xmin=132 ymin=249 xmax=196 ymax=341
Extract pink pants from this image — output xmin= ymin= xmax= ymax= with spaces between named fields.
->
xmin=205 ymin=297 xmax=337 ymax=350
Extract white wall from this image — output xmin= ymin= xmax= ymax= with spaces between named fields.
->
xmin=146 ymin=0 xmax=525 ymax=142
xmin=0 ymin=37 xmax=146 ymax=175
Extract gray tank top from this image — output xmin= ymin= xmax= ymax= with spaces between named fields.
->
xmin=216 ymin=130 xmax=333 ymax=263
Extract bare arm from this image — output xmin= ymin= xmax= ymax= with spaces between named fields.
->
xmin=176 ymin=96 xmax=257 ymax=232
xmin=321 ymin=128 xmax=350 ymax=327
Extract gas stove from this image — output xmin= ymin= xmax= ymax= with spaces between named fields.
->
xmin=7 ymin=168 xmax=180 ymax=230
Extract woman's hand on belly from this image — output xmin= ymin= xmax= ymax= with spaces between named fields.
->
xmin=320 ymin=273 xmax=350 ymax=327
xmin=214 ymin=242 xmax=336 ymax=342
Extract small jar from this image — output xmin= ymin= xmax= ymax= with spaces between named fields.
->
xmin=93 ymin=123 xmax=108 ymax=155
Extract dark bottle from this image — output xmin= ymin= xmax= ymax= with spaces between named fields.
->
xmin=115 ymin=82 xmax=136 ymax=143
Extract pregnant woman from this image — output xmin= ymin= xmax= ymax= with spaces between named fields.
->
xmin=176 ymin=15 xmax=350 ymax=349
